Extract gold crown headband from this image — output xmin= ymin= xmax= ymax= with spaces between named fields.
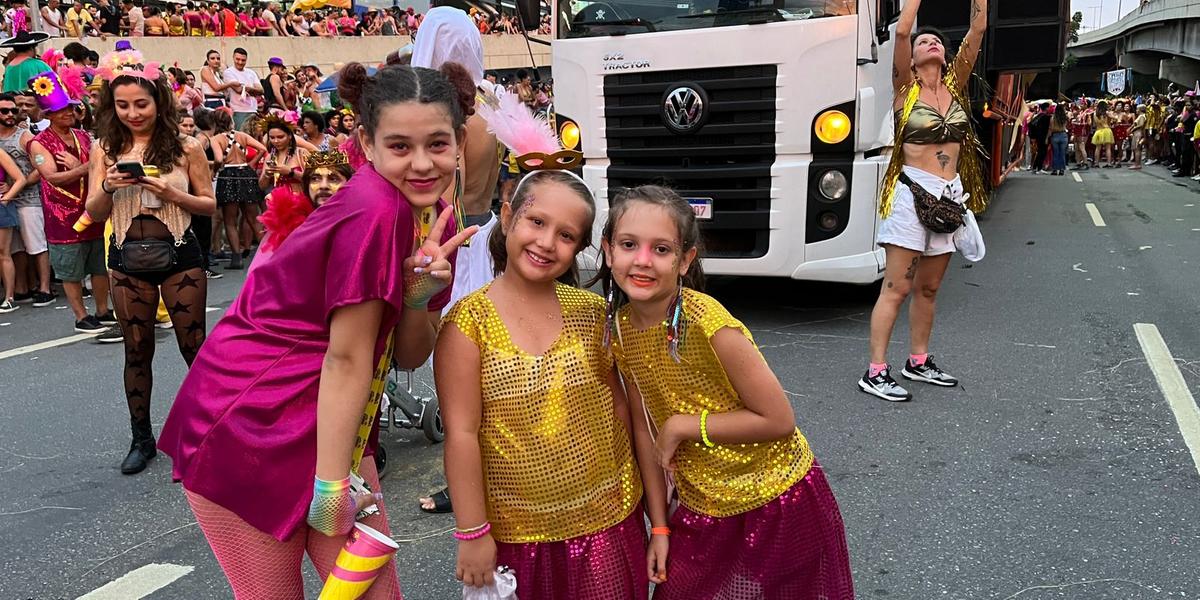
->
xmin=305 ymin=150 xmax=349 ymax=171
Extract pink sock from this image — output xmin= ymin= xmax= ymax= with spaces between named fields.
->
xmin=910 ymin=353 xmax=928 ymax=366
xmin=868 ymin=363 xmax=888 ymax=377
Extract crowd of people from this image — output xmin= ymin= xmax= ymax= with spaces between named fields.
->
xmin=1022 ymin=89 xmax=1200 ymax=179
xmin=0 ymin=6 xmax=861 ymax=598
xmin=0 ymin=0 xmax=549 ymax=40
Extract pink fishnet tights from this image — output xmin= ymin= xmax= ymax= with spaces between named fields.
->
xmin=184 ymin=460 xmax=402 ymax=599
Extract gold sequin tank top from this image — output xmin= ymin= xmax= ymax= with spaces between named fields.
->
xmin=442 ymin=283 xmax=642 ymax=543
xmin=612 ymin=289 xmax=813 ymax=518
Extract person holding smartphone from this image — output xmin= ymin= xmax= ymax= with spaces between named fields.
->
xmin=83 ymin=49 xmax=217 ymax=475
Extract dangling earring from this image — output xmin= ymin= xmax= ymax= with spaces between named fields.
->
xmin=451 ymin=163 xmax=467 ymax=246
xmin=602 ymin=275 xmax=617 ymax=349
xmin=666 ymin=277 xmax=685 ymax=362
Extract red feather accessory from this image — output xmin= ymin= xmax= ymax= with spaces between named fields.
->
xmin=257 ymin=187 xmax=314 ymax=253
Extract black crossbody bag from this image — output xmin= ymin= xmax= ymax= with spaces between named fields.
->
xmin=899 ymin=172 xmax=966 ymax=234
xmin=118 ymin=219 xmax=178 ymax=272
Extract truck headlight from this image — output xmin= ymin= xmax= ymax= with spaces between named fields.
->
xmin=560 ymin=120 xmax=581 ymax=150
xmin=817 ymin=169 xmax=848 ymax=201
xmin=814 ymin=110 xmax=851 ymax=145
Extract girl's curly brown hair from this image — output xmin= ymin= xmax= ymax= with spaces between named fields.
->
xmin=94 ymin=74 xmax=184 ymax=173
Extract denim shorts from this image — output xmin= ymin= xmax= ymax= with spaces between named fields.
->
xmin=0 ymin=201 xmax=17 ymax=228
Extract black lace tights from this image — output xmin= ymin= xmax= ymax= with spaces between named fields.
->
xmin=110 ymin=268 xmax=208 ymax=427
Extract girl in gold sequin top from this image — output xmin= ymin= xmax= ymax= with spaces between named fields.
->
xmin=437 ymin=170 xmax=646 ymax=598
xmin=594 ymin=185 xmax=854 ymax=600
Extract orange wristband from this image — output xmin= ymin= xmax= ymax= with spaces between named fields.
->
xmin=651 ymin=527 xmax=671 ymax=536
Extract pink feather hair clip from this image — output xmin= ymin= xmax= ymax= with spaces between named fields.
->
xmin=95 ymin=50 xmax=162 ymax=84
xmin=476 ymin=88 xmax=581 ymax=171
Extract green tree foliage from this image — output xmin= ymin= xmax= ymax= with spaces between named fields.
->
xmin=1069 ymin=11 xmax=1082 ymax=43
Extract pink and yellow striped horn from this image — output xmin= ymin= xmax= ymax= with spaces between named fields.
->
xmin=318 ymin=523 xmax=399 ymax=599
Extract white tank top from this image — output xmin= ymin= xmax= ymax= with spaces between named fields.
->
xmin=200 ymin=66 xmax=223 ymax=97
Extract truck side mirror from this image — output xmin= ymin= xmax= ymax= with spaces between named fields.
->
xmin=516 ymin=0 xmax=540 ymax=31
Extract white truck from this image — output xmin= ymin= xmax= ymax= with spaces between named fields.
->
xmin=517 ymin=0 xmax=1068 ymax=282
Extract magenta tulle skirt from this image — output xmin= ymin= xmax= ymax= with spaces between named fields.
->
xmin=654 ymin=461 xmax=854 ymax=600
xmin=496 ymin=505 xmax=649 ymax=600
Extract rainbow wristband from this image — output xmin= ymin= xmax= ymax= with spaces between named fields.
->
xmin=700 ymin=409 xmax=715 ymax=448
xmin=308 ymin=476 xmax=357 ymax=536
xmin=452 ymin=522 xmax=491 ymax=541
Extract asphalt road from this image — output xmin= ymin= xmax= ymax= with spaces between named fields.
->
xmin=1 ymin=166 xmax=1198 ymax=600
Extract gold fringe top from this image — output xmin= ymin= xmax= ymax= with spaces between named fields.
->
xmin=110 ymin=145 xmax=193 ymax=248
xmin=880 ymin=49 xmax=989 ymax=220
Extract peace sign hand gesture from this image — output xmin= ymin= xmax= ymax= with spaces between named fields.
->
xmin=402 ymin=206 xmax=479 ymax=310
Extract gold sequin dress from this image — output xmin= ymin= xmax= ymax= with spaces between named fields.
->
xmin=612 ymin=288 xmax=813 ymax=517
xmin=442 ymin=282 xmax=643 ymax=544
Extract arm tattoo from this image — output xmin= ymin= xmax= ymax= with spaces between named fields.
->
xmin=904 ymin=257 xmax=919 ymax=280
xmin=970 ymin=0 xmax=981 ymax=22
xmin=936 ymin=151 xmax=951 ymax=170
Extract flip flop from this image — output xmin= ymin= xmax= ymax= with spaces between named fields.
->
xmin=419 ymin=487 xmax=452 ymax=514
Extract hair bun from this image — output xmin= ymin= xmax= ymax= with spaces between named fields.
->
xmin=337 ymin=62 xmax=370 ymax=114
xmin=438 ymin=62 xmax=476 ymax=118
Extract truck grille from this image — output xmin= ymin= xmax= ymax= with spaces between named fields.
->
xmin=603 ymin=65 xmax=777 ymax=258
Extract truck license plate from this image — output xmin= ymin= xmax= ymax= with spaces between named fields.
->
xmin=686 ymin=198 xmax=713 ymax=220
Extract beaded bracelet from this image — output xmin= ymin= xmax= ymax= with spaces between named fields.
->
xmin=700 ymin=409 xmax=715 ymax=448
xmin=455 ymin=521 xmax=490 ymax=535
xmin=453 ymin=522 xmax=492 ymax=541
xmin=650 ymin=527 xmax=671 ymax=536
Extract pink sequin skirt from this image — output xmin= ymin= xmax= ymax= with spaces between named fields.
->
xmin=654 ymin=461 xmax=854 ymax=600
xmin=496 ymin=505 xmax=649 ymax=600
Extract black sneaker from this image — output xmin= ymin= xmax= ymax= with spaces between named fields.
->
xmin=74 ymin=315 xmax=106 ymax=334
xmin=31 ymin=291 xmax=56 ymax=307
xmin=205 ymin=269 xmax=224 ymax=280
xmin=901 ymin=355 xmax=959 ymax=387
xmin=858 ymin=368 xmax=912 ymax=402
xmin=96 ymin=311 xmax=119 ymax=325
xmin=0 ymin=299 xmax=17 ymax=314
xmin=95 ymin=326 xmax=124 ymax=344
xmin=13 ymin=291 xmax=32 ymax=304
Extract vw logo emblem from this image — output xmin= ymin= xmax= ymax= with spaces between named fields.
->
xmin=662 ymin=85 xmax=707 ymax=134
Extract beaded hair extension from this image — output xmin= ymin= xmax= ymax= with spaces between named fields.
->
xmin=666 ymin=277 xmax=686 ymax=362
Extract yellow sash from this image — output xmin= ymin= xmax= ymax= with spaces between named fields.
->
xmin=351 ymin=332 xmax=395 ymax=474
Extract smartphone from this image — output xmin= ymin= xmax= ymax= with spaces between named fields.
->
xmin=115 ymin=161 xmax=146 ymax=178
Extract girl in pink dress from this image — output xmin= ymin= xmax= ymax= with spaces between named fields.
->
xmin=158 ymin=62 xmax=480 ymax=599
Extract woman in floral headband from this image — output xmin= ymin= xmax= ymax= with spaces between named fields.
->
xmin=83 ymin=49 xmax=217 ymax=474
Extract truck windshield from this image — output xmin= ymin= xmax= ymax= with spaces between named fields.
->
xmin=559 ymin=0 xmax=854 ymax=37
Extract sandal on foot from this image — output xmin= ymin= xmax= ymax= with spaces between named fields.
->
xmin=419 ymin=488 xmax=453 ymax=514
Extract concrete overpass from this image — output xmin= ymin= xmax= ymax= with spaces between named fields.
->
xmin=1066 ymin=0 xmax=1200 ymax=94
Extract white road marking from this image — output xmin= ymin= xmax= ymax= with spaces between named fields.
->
xmin=1072 ymin=263 xmax=1088 ymax=273
xmin=1139 ymin=245 xmax=1152 ymax=250
xmin=77 ymin=563 xmax=193 ymax=600
xmin=0 ymin=308 xmax=220 ymax=362
xmin=1084 ymin=203 xmax=1106 ymax=227
xmin=1072 ymin=172 xmax=1083 ymax=183
xmin=0 ymin=333 xmax=97 ymax=361
xmin=1134 ymin=324 xmax=1200 ymax=476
